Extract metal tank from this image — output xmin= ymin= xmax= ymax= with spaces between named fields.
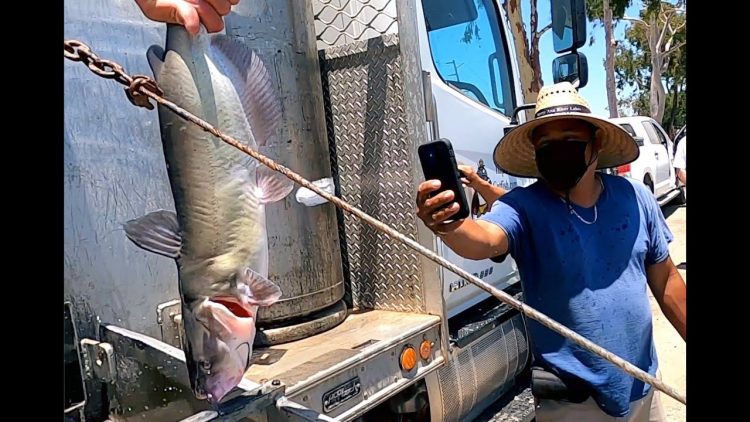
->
xmin=65 ymin=1 xmax=348 ymax=413
xmin=222 ymin=1 xmax=347 ymax=345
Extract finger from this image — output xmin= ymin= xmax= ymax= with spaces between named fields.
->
xmin=204 ymin=0 xmax=232 ymax=16
xmin=175 ymin=2 xmax=201 ymax=35
xmin=417 ymin=190 xmax=451 ymax=224
xmin=417 ymin=180 xmax=441 ymax=205
xmin=195 ymin=0 xmax=225 ymax=32
xmin=137 ymin=0 xmax=200 ymax=34
xmin=424 ymin=190 xmax=454 ymax=211
xmin=431 ymin=202 xmax=459 ymax=224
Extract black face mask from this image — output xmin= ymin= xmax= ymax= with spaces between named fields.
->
xmin=535 ymin=140 xmax=595 ymax=191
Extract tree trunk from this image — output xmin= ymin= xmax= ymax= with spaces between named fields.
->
xmin=529 ymin=0 xmax=544 ymax=95
xmin=647 ymin=14 xmax=666 ymax=122
xmin=504 ymin=0 xmax=535 ymax=105
xmin=604 ymin=0 xmax=618 ymax=118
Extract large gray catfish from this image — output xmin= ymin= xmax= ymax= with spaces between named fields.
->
xmin=123 ymin=24 xmax=293 ymax=404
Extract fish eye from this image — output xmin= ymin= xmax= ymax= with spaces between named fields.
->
xmin=200 ymin=360 xmax=212 ymax=373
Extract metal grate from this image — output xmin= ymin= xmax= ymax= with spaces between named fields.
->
xmin=435 ymin=314 xmax=530 ymax=422
xmin=320 ymin=34 xmax=425 ymax=313
xmin=313 ymin=0 xmax=399 ymax=49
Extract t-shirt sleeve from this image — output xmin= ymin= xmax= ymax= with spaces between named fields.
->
xmin=673 ymin=138 xmax=686 ymax=169
xmin=644 ymin=190 xmax=674 ymax=266
xmin=479 ymin=193 xmax=525 ymax=259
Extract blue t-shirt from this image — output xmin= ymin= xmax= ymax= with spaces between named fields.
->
xmin=480 ymin=174 xmax=673 ymax=417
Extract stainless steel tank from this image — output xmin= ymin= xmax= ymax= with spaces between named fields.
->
xmin=224 ymin=2 xmax=347 ymax=345
xmin=65 ymin=0 xmax=347 ymax=354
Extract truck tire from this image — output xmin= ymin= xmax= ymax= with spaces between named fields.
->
xmin=643 ymin=175 xmax=654 ymax=194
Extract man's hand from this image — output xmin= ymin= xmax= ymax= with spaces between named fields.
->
xmin=135 ymin=0 xmax=240 ymax=35
xmin=416 ymin=179 xmax=510 ymax=259
xmin=416 ymin=180 xmax=464 ymax=235
xmin=458 ymin=165 xmax=483 ymax=189
xmin=458 ymin=164 xmax=506 ymax=205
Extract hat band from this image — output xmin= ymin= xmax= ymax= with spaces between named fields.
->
xmin=535 ymin=104 xmax=591 ymax=118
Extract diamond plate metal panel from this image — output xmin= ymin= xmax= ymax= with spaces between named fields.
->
xmin=312 ymin=0 xmax=399 ymax=49
xmin=320 ymin=34 xmax=425 ymax=313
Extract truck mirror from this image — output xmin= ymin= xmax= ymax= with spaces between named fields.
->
xmin=551 ymin=0 xmax=587 ymax=54
xmin=552 ymin=52 xmax=588 ymax=88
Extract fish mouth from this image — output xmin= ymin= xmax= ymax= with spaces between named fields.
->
xmin=194 ymin=386 xmax=208 ymax=401
xmin=209 ymin=296 xmax=254 ymax=318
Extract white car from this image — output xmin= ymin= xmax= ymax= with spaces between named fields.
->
xmin=609 ymin=116 xmax=685 ymax=206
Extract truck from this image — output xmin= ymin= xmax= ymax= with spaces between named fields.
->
xmin=64 ymin=0 xmax=590 ymax=421
xmin=609 ymin=116 xmax=686 ymax=206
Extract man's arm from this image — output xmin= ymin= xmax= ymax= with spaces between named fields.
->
xmin=676 ymin=168 xmax=686 ymax=185
xmin=647 ymin=257 xmax=687 ymax=341
xmin=458 ymin=165 xmax=507 ymax=204
xmin=416 ymin=180 xmax=509 ymax=260
xmin=438 ymin=219 xmax=509 ymax=260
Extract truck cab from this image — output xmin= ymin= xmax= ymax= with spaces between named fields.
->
xmin=417 ymin=0 xmax=530 ymax=319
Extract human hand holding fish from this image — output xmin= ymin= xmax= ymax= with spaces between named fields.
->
xmin=135 ymin=0 xmax=240 ymax=35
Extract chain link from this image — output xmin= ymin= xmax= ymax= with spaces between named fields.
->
xmin=63 ymin=40 xmax=163 ymax=108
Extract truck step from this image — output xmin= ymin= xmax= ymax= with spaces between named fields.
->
xmin=449 ymin=283 xmax=524 ymax=348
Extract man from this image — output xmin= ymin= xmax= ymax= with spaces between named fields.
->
xmin=476 ymin=159 xmax=491 ymax=183
xmin=135 ymin=0 xmax=240 ymax=35
xmin=673 ymin=136 xmax=686 ymax=185
xmin=416 ymin=82 xmax=686 ymax=421
xmin=463 ymin=163 xmax=504 ymax=218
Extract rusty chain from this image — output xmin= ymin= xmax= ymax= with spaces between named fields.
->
xmin=64 ymin=40 xmax=163 ymax=110
xmin=63 ymin=39 xmax=686 ymax=406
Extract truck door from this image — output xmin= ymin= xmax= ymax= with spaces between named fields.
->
xmin=642 ymin=121 xmax=672 ymax=195
xmin=415 ymin=0 xmax=529 ymax=317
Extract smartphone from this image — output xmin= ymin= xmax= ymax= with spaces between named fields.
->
xmin=418 ymin=138 xmax=470 ymax=222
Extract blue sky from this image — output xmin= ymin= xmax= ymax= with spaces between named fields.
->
xmin=530 ymin=0 xmax=646 ymax=117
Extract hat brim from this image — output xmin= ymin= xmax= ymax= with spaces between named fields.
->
xmin=493 ymin=113 xmax=640 ymax=178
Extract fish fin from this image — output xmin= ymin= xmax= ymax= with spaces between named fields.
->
xmin=242 ymin=268 xmax=282 ymax=307
xmin=210 ymin=35 xmax=282 ymax=146
xmin=256 ymin=166 xmax=294 ymax=204
xmin=197 ymin=300 xmax=256 ymax=346
xmin=123 ymin=210 xmax=181 ymax=259
xmin=146 ymin=45 xmax=165 ymax=78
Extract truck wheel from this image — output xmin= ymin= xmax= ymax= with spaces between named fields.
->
xmin=643 ymin=175 xmax=654 ymax=194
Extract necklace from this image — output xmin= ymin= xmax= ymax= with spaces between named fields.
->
xmin=560 ymin=177 xmax=604 ymax=225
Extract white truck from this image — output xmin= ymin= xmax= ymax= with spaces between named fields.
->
xmin=610 ymin=116 xmax=686 ymax=206
xmin=64 ymin=0 xmax=591 ymax=421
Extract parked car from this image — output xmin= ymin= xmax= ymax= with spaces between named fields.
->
xmin=609 ymin=116 xmax=685 ymax=206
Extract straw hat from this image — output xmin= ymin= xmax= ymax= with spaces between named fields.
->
xmin=493 ymin=82 xmax=639 ymax=178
